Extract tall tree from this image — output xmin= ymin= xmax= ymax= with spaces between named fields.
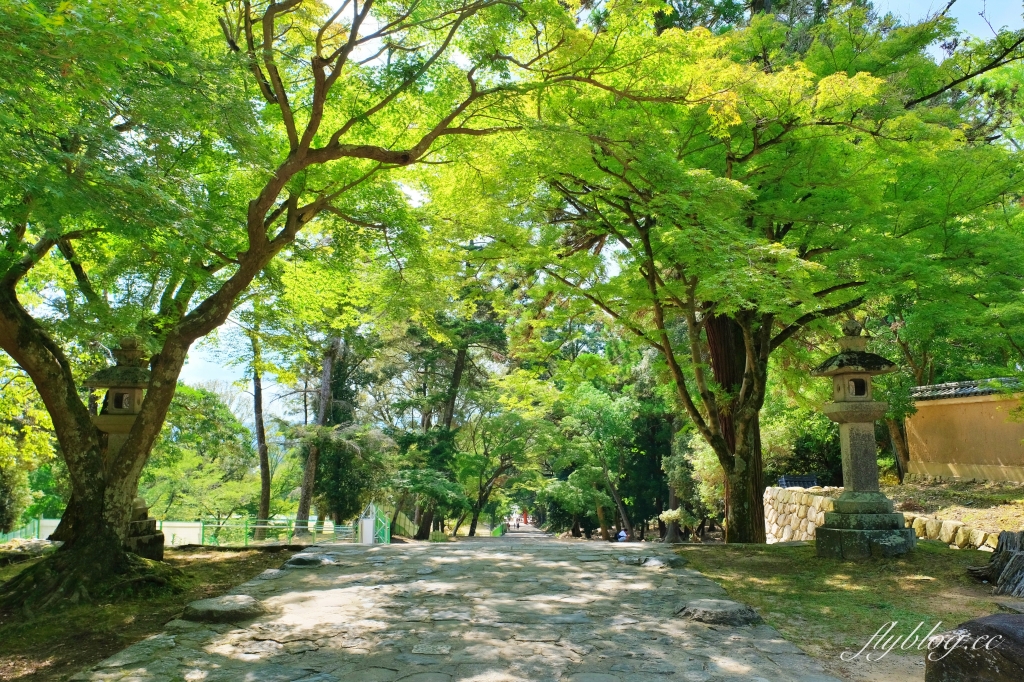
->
xmin=0 ymin=0 xmax=573 ymax=605
xmin=430 ymin=5 xmax=1024 ymax=541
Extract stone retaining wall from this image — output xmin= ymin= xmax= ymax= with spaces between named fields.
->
xmin=764 ymin=486 xmax=999 ymax=551
xmin=901 ymin=512 xmax=998 ymax=551
xmin=764 ymin=486 xmax=841 ymax=543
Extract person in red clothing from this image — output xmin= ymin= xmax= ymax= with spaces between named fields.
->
xmin=522 ymin=510 xmax=529 ymax=526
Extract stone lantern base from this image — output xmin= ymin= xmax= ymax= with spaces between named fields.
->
xmin=125 ymin=497 xmax=165 ymax=562
xmin=815 ymin=492 xmax=916 ymax=560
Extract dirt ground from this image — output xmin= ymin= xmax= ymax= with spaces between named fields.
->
xmin=884 ymin=479 xmax=1024 ymax=533
xmin=0 ymin=546 xmax=293 ymax=681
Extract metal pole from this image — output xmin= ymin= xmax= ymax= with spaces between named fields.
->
xmin=244 ymin=517 xmax=249 ymax=547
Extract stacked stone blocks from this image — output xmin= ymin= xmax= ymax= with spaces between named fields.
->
xmin=765 ymin=485 xmax=999 ymax=552
xmin=765 ymin=486 xmax=840 ymax=543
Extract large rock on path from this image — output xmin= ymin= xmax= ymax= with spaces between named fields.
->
xmin=182 ymin=594 xmax=266 ymax=623
xmin=925 ymin=613 xmax=1024 ymax=682
xmin=676 ymin=598 xmax=762 ymax=626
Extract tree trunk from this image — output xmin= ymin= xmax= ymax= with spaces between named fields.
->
xmin=252 ymin=336 xmax=271 ymax=540
xmin=442 ymin=346 xmax=467 ymax=430
xmin=0 ymin=295 xmax=193 ymax=607
xmin=415 ymin=505 xmax=434 ymax=540
xmin=969 ymin=531 xmax=1024 ymax=597
xmin=886 ymin=418 xmax=910 ymax=484
xmin=572 ymin=517 xmax=582 ymax=538
xmin=390 ymin=493 xmax=408 ymax=537
xmin=595 ymin=503 xmax=611 ymax=541
xmin=468 ymin=507 xmax=482 ymax=537
xmin=602 ymin=466 xmax=634 ymax=540
xmin=296 ymin=338 xmax=339 ymax=534
xmin=705 ymin=314 xmax=767 ymax=543
xmin=452 ymin=510 xmax=468 ymax=536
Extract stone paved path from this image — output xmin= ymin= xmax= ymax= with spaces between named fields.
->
xmin=72 ymin=534 xmax=840 ymax=682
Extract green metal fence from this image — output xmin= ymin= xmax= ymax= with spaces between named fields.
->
xmin=0 ymin=518 xmax=40 ymax=543
xmin=199 ymin=518 xmax=356 ymax=546
xmin=361 ymin=504 xmax=391 ymax=544
xmin=373 ymin=504 xmax=416 ymax=538
xmin=490 ymin=522 xmax=507 ymax=537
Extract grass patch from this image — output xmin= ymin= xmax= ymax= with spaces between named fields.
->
xmin=680 ymin=540 xmax=1002 ymax=659
xmin=0 ymin=547 xmax=293 ymax=681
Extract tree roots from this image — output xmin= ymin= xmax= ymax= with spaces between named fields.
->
xmin=0 ymin=547 xmax=185 ymax=615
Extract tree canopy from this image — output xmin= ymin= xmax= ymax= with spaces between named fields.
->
xmin=2 ymin=0 xmax=1023 ymax=605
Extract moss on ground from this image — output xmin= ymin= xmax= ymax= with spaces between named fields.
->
xmin=680 ymin=540 xmax=1004 ymax=659
xmin=0 ymin=547 xmax=293 ymax=681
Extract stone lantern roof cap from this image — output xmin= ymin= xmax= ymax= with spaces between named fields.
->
xmin=82 ymin=365 xmax=151 ymax=388
xmin=82 ymin=337 xmax=151 ymax=388
xmin=810 ymin=351 xmax=897 ymax=377
xmin=810 ymin=320 xmax=896 ymax=377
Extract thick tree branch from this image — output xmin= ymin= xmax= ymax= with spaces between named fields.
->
xmin=770 ymin=296 xmax=865 ymax=351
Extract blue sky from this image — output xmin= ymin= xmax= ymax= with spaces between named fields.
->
xmin=179 ymin=0 xmax=1024 ymax=410
xmin=880 ymin=0 xmax=1022 ymax=36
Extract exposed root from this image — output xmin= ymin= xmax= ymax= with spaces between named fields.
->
xmin=0 ymin=547 xmax=186 ymax=614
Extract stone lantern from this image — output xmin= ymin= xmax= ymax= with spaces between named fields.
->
xmin=83 ymin=337 xmax=164 ymax=560
xmin=810 ymin=320 xmax=916 ymax=559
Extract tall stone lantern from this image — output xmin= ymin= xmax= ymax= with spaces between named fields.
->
xmin=83 ymin=337 xmax=164 ymax=560
xmin=810 ymin=320 xmax=916 ymax=559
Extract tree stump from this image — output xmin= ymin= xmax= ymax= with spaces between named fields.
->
xmin=969 ymin=531 xmax=1024 ymax=597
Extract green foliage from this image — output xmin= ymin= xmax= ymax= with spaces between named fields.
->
xmin=22 ymin=461 xmax=70 ymax=522
xmin=139 ymin=384 xmax=256 ymax=520
xmin=0 ymin=464 xmax=28 ymax=533
xmin=391 ymin=468 xmax=469 ymax=517
xmin=4 ymin=0 xmax=1024 ymax=552
xmin=761 ymin=404 xmax=842 ymax=486
xmin=0 ymin=355 xmax=56 ymax=530
xmin=310 ymin=426 xmax=396 ymax=522
xmin=675 ymin=432 xmax=726 ymax=516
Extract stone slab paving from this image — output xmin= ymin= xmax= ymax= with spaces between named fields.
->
xmin=71 ymin=537 xmax=840 ymax=682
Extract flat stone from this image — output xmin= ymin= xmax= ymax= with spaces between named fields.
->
xmin=164 ymin=619 xmax=203 ymax=632
xmin=411 ymin=644 xmax=451 ymax=654
xmin=238 ymin=664 xmax=318 ymax=682
xmin=395 ymin=674 xmax=452 ymax=682
xmin=284 ymin=554 xmax=330 ymax=568
xmin=258 ymin=569 xmax=285 ymax=580
xmin=182 ymin=595 xmax=266 ymax=623
xmin=564 ymin=675 xmax=621 ymax=682
xmin=576 ymin=555 xmax=605 ymax=562
xmin=642 ymin=556 xmax=687 ymax=568
xmin=543 ymin=611 xmax=591 ymax=624
xmin=676 ymin=599 xmax=762 ymax=626
xmin=97 ymin=634 xmax=176 ymax=668
xmin=416 ymin=567 xmax=435 ymax=575
xmin=347 ymin=669 xmax=399 ymax=682
xmin=617 ymin=556 xmax=645 ymax=565
xmin=514 ymin=631 xmax=561 ymax=641
xmin=430 ymin=610 xmax=470 ymax=621
xmin=639 ymin=661 xmax=676 ymax=674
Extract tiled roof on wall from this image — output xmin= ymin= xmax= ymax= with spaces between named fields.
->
xmin=910 ymin=378 xmax=1021 ymax=402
